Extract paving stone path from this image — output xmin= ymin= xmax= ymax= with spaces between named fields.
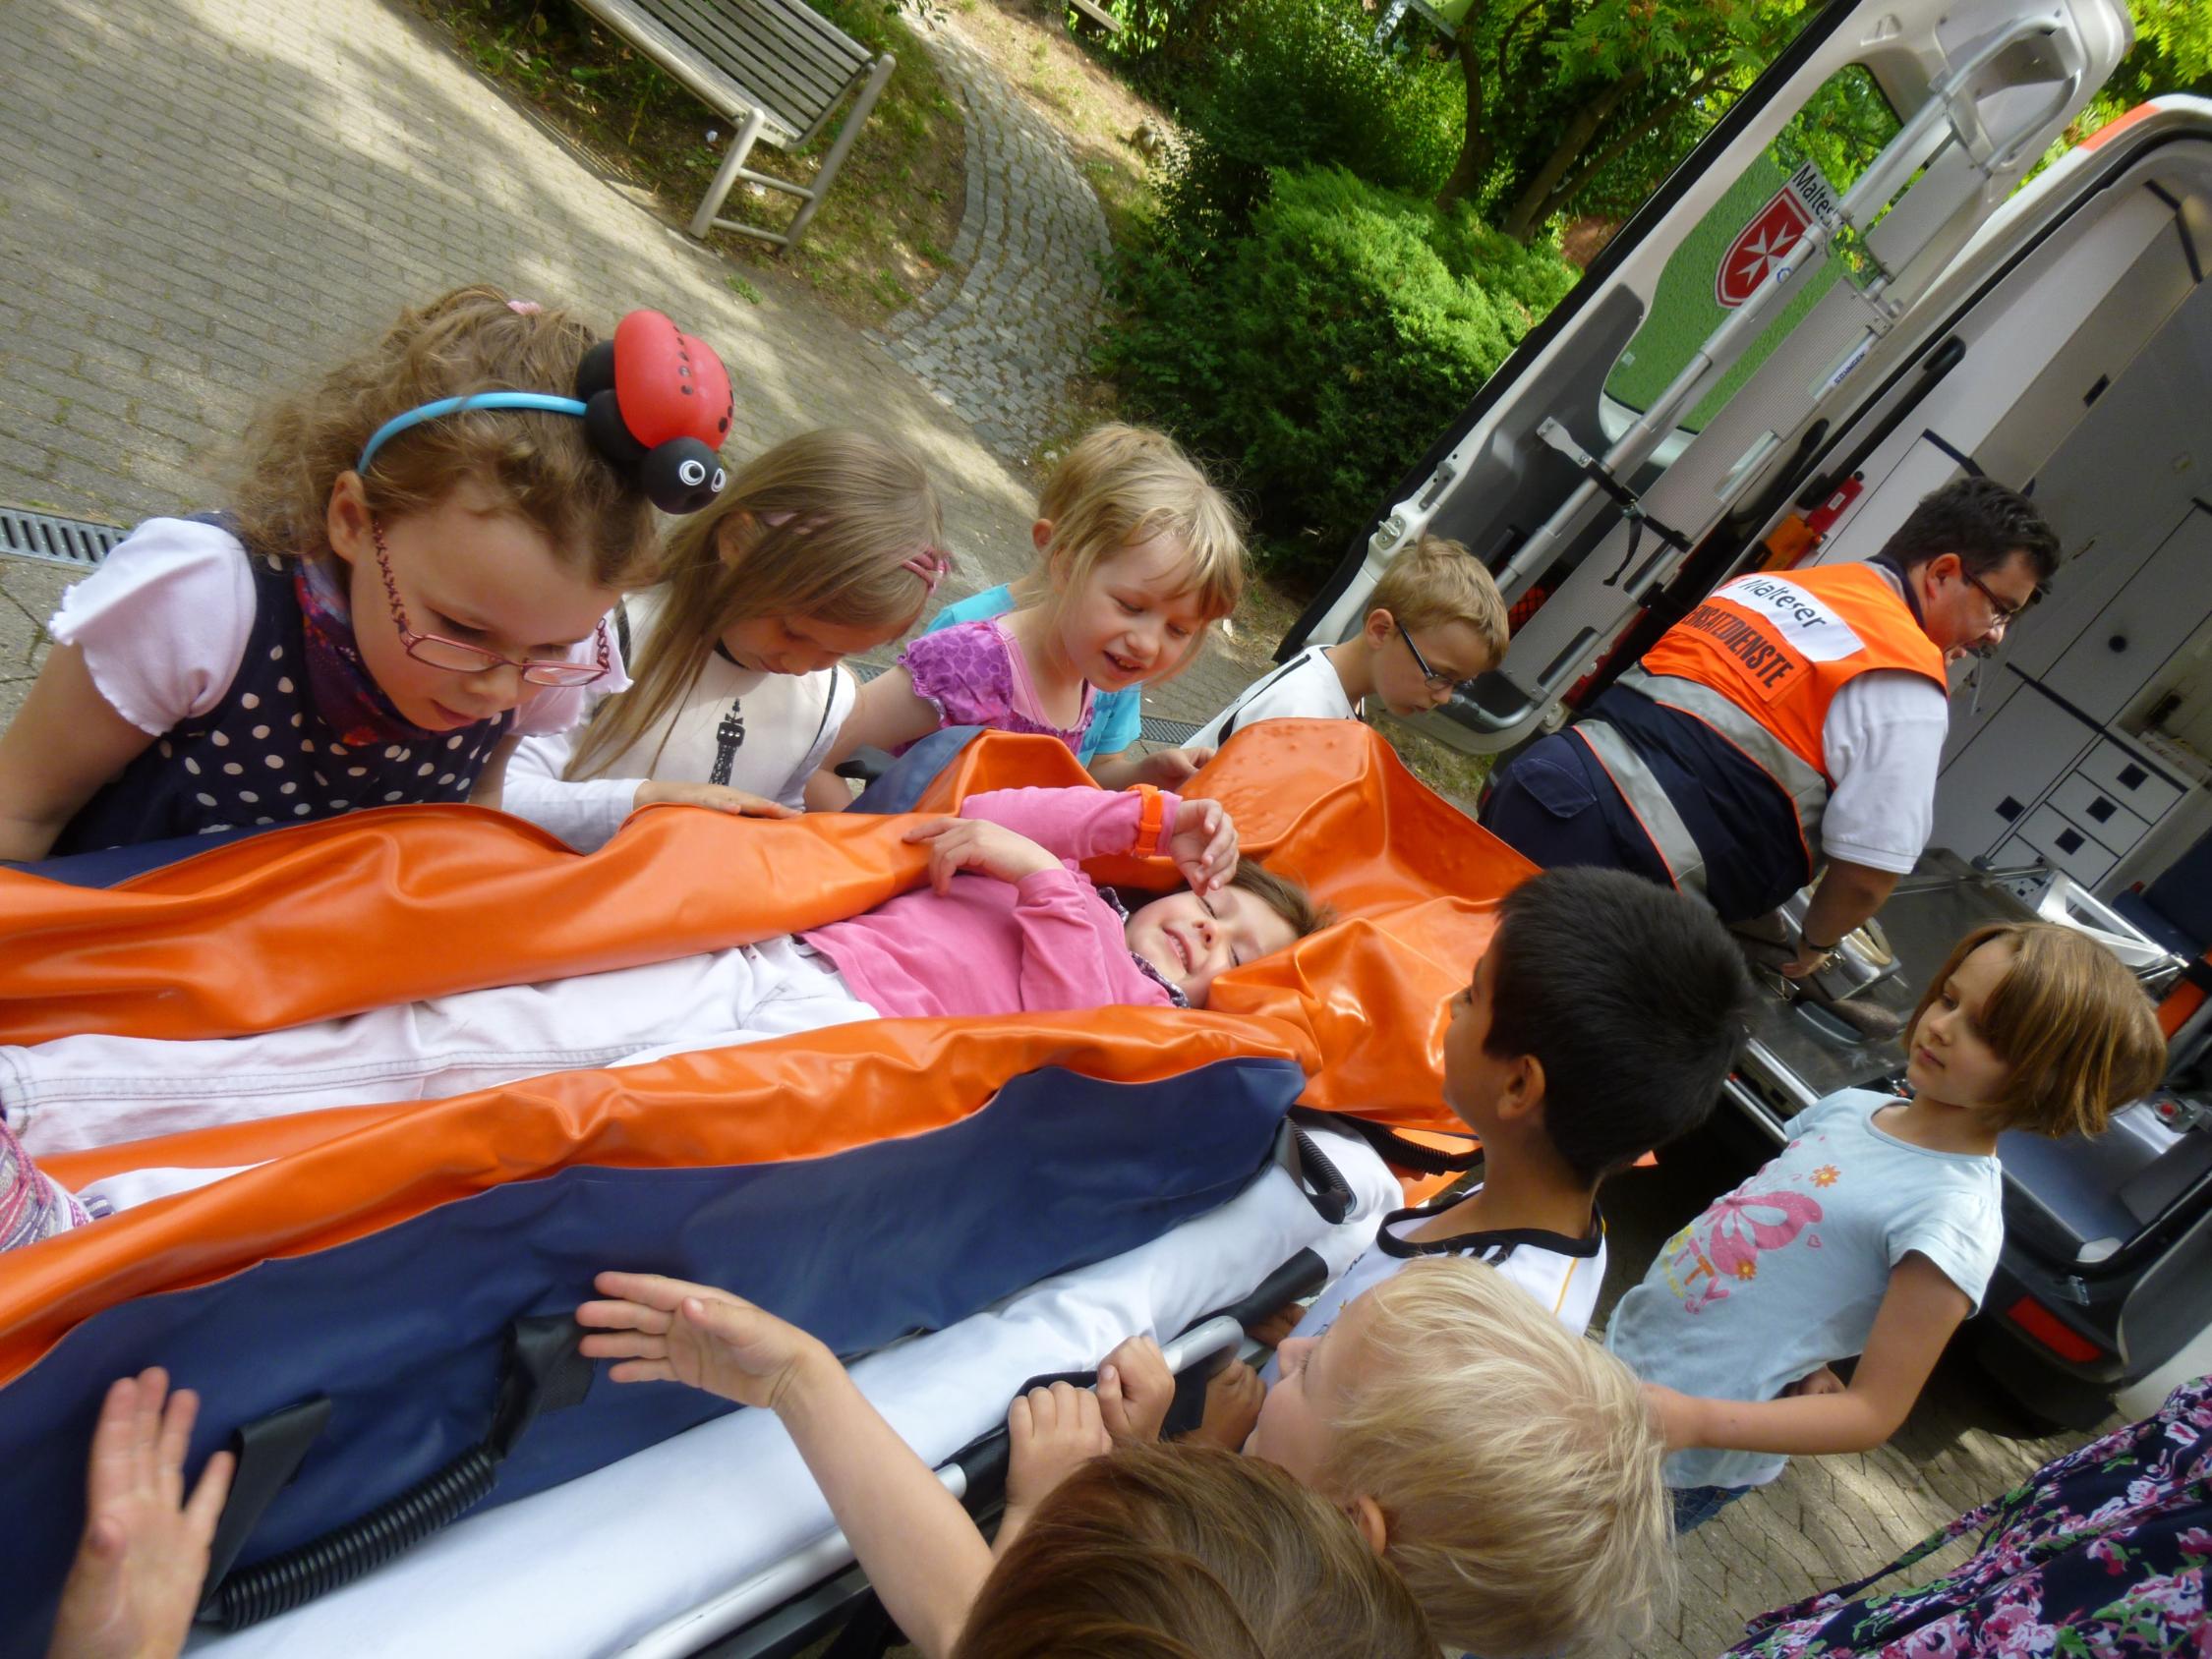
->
xmin=0 ymin=0 xmax=1048 ymax=730
xmin=872 ymin=18 xmax=1112 ymax=466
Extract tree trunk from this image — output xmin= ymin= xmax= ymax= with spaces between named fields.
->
xmin=1434 ymin=9 xmax=1492 ymax=211
xmin=1499 ymin=69 xmax=1643 ymax=241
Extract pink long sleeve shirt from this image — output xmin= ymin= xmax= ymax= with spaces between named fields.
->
xmin=800 ymin=786 xmax=1183 ymax=1020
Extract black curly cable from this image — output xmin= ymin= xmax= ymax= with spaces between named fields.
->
xmin=205 ymin=1445 xmax=499 ymax=1629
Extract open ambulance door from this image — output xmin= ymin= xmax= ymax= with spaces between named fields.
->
xmin=1281 ymin=0 xmax=2132 ymax=758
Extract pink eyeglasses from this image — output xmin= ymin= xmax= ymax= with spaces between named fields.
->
xmin=371 ymin=516 xmax=611 ymax=688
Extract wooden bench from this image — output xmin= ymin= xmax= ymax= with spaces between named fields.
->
xmin=1068 ymin=0 xmax=1123 ymax=34
xmin=570 ymin=0 xmax=896 ymax=251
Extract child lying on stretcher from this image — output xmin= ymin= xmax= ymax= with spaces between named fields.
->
xmin=0 ymin=785 xmax=1331 ymax=1246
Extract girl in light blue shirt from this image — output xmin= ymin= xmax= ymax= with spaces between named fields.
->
xmin=1611 ymin=921 xmax=2167 ymax=1531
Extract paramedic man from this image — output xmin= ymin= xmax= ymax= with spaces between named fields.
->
xmin=1479 ymin=478 xmax=2061 ymax=976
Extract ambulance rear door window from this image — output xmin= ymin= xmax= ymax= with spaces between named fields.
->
xmin=1602 ymin=66 xmax=1902 ymax=434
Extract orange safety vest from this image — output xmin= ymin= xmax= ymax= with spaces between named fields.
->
xmin=1578 ymin=563 xmax=1947 ymax=895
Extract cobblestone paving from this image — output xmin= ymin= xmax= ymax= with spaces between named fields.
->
xmin=0 ymin=0 xmax=1046 ymax=715
xmin=871 ymin=18 xmax=1112 ymax=466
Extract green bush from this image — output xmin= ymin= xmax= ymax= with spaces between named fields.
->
xmin=1152 ymin=0 xmax=1464 ymax=249
xmin=1101 ymin=165 xmax=1577 ymax=585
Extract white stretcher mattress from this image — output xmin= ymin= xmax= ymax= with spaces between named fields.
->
xmin=184 ymin=1120 xmax=1399 ymax=1658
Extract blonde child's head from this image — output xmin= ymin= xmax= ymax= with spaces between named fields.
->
xmin=231 ymin=285 xmax=659 ymax=588
xmin=568 ymin=429 xmax=944 ymax=779
xmin=1014 ymin=424 xmax=1246 ymax=688
xmin=1906 ymin=922 xmax=2167 ymax=1138
xmin=1249 ymin=1258 xmax=1674 ymax=1657
xmin=1359 ymin=536 xmax=1510 ymax=715
xmin=958 ymin=1442 xmax=1434 ymax=1659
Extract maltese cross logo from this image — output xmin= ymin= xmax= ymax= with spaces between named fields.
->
xmin=1716 ymin=186 xmax=1815 ymax=308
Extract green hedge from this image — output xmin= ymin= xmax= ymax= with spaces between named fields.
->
xmin=1101 ymin=165 xmax=1577 ymax=584
xmin=1153 ymin=0 xmax=1465 ymax=249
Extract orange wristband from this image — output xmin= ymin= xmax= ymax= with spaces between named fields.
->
xmin=1133 ymin=784 xmax=1169 ymax=856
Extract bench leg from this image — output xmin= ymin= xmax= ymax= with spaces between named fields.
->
xmin=783 ymin=54 xmax=895 ymax=252
xmin=690 ymin=107 xmax=769 ymax=240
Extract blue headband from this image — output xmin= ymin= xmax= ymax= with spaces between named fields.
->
xmin=356 ymin=393 xmax=589 ymax=476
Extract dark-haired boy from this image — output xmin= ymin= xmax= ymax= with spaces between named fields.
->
xmin=1220 ymin=865 xmax=1748 ymax=1393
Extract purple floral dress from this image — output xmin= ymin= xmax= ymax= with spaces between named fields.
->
xmin=895 ymin=619 xmax=1093 ymax=757
xmin=1728 ymin=1377 xmax=2210 ymax=1657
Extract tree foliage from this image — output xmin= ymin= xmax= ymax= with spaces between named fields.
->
xmin=2076 ymin=0 xmax=2212 ymax=138
xmin=1100 ymin=165 xmax=1577 ymax=582
xmin=1435 ymin=0 xmax=1818 ymax=240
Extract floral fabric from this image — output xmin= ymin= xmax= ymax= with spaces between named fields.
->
xmin=1728 ymin=1376 xmax=2212 ymax=1657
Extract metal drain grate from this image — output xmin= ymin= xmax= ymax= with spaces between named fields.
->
xmin=0 ymin=507 xmax=126 ymax=569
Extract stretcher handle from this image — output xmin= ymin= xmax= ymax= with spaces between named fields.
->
xmin=1159 ymin=1315 xmax=1244 ymax=1376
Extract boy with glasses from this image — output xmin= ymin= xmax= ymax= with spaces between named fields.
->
xmin=1181 ymin=536 xmax=1508 ymax=752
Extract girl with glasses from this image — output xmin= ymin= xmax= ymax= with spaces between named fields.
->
xmin=0 ymin=286 xmax=711 ymax=863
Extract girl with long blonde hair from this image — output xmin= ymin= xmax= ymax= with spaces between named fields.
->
xmin=505 ymin=429 xmax=948 ymax=846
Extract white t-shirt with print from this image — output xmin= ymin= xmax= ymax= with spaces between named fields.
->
xmin=1260 ymin=1183 xmax=1606 ymax=1384
xmin=1185 ymin=645 xmax=1359 ymax=753
xmin=503 ymin=588 xmax=855 ymax=848
xmin=1604 ymin=1088 xmax=2004 ymax=1492
xmin=48 ymin=517 xmax=621 ymax=741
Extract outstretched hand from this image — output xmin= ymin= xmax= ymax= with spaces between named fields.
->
xmin=47 ymin=1368 xmax=234 ymax=1659
xmin=577 ymin=1272 xmax=831 ymax=1411
xmin=634 ymin=779 xmax=800 ymax=820
xmin=902 ymin=817 xmax=1063 ymax=894
xmin=1165 ymin=797 xmax=1238 ymax=895
xmin=1133 ymin=747 xmax=1212 ymax=789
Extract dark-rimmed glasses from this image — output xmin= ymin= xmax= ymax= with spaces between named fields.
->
xmin=1395 ymin=620 xmax=1475 ymax=696
xmin=1962 ymin=566 xmax=2040 ymax=629
xmin=370 ymin=516 xmax=611 ymax=688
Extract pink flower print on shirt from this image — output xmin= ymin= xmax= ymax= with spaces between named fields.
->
xmin=1666 ymin=1186 xmax=1827 ymax=1312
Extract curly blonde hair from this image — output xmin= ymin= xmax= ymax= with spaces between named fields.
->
xmin=1318 ymin=1258 xmax=1675 ymax=1657
xmin=566 ymin=429 xmax=944 ymax=780
xmin=229 ymin=284 xmax=659 ymax=587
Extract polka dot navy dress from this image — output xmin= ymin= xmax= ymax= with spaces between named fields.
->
xmin=53 ymin=550 xmax=511 ymax=856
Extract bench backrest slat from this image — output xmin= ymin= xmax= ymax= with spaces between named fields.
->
xmin=631 ymin=0 xmax=870 ymax=125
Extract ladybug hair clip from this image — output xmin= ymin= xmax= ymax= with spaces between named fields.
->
xmin=355 ymin=309 xmax=736 ymax=515
xmin=574 ymin=311 xmax=734 ymax=513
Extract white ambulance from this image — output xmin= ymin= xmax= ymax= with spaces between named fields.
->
xmin=1284 ymin=0 xmax=2212 ymax=1420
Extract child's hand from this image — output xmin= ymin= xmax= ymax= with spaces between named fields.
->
xmin=1245 ymin=1300 xmax=1307 ymax=1348
xmin=1134 ymin=747 xmax=1212 ymax=789
xmin=1005 ymin=1381 xmax=1112 ymax=1514
xmin=1096 ymin=1336 xmax=1175 ymax=1443
xmin=47 ymin=1368 xmax=235 ymax=1659
xmin=578 ymin=1272 xmax=832 ymax=1412
xmin=1165 ymin=797 xmax=1238 ymax=895
xmin=1783 ymin=1365 xmax=1846 ymax=1399
xmin=1186 ymin=1359 xmax=1265 ymax=1451
xmin=902 ymin=818 xmax=1062 ymax=894
xmin=634 ymin=780 xmax=800 ymax=820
